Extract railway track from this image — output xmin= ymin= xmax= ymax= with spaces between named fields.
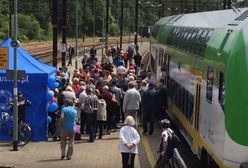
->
xmin=21 ymin=36 xmax=149 ymax=65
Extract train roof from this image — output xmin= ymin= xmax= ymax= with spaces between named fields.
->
xmin=156 ymin=8 xmax=248 ymax=29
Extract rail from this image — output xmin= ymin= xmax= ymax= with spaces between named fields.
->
xmin=21 ymin=36 xmax=149 ymax=64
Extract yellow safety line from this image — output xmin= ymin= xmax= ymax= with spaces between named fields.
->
xmin=138 ymin=127 xmax=156 ymax=167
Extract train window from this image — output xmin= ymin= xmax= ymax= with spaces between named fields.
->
xmin=180 ymin=28 xmax=190 ymax=50
xmin=189 ymin=28 xmax=199 ymax=54
xmin=206 ymin=29 xmax=214 ymax=41
xmin=197 ymin=29 xmax=210 ymax=56
xmin=172 ymin=27 xmax=180 ymax=47
xmin=183 ymin=28 xmax=194 ymax=51
xmin=171 ymin=27 xmax=180 ymax=47
xmin=199 ymin=29 xmax=214 ymax=56
xmin=206 ymin=67 xmax=214 ymax=103
xmin=178 ymin=28 xmax=186 ymax=49
xmin=175 ymin=27 xmax=183 ymax=48
xmin=194 ymin=29 xmax=204 ymax=55
xmin=179 ymin=27 xmax=188 ymax=49
xmin=218 ymin=71 xmax=225 ymax=111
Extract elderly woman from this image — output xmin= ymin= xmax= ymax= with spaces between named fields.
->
xmin=119 ymin=116 xmax=140 ymax=168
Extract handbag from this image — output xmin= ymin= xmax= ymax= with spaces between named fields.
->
xmin=74 ymin=124 xmax=81 ymax=140
xmin=74 ymin=124 xmax=81 ymax=134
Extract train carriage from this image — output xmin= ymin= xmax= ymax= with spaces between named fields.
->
xmin=150 ymin=8 xmax=248 ymax=168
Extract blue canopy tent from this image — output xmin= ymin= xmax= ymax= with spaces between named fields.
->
xmin=0 ymin=38 xmax=57 ymax=141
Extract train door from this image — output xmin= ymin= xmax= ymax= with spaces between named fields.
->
xmin=194 ymin=82 xmax=201 ymax=131
xmin=192 ymin=73 xmax=202 ymax=153
xmin=165 ymin=54 xmax=170 ymax=86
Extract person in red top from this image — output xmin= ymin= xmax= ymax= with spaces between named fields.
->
xmin=123 ymin=50 xmax=129 ymax=68
xmin=71 ymin=78 xmax=80 ymax=96
xmin=128 ymin=63 xmax=136 ymax=74
xmin=79 ymin=68 xmax=87 ymax=81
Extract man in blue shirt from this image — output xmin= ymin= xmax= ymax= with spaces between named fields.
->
xmin=60 ymin=99 xmax=77 ymax=160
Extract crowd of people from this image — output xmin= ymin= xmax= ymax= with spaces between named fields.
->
xmin=47 ymin=43 xmax=172 ymax=167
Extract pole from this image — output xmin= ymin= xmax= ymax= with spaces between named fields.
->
xmin=92 ymin=0 xmax=95 ymax=37
xmin=9 ymin=0 xmax=12 ymax=37
xmin=83 ymin=0 xmax=86 ymax=42
xmin=75 ymin=0 xmax=78 ymax=70
xmin=116 ymin=0 xmax=119 ymax=49
xmin=185 ymin=0 xmax=188 ymax=13
xmin=102 ymin=1 xmax=105 ymax=57
xmin=12 ymin=0 xmax=18 ymax=151
xmin=106 ymin=0 xmax=109 ymax=49
xmin=159 ymin=0 xmax=162 ymax=19
xmin=181 ymin=0 xmax=183 ymax=13
xmin=61 ymin=0 xmax=67 ymax=66
xmin=223 ymin=0 xmax=226 ymax=9
xmin=227 ymin=0 xmax=231 ymax=9
xmin=120 ymin=0 xmax=123 ymax=50
xmin=193 ymin=0 xmax=196 ymax=12
xmin=128 ymin=5 xmax=131 ymax=43
xmin=52 ymin=0 xmax=58 ymax=67
xmin=134 ymin=0 xmax=138 ymax=45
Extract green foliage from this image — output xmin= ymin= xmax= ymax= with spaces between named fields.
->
xmin=0 ymin=0 xmax=10 ymax=39
xmin=18 ymin=14 xmax=44 ymax=41
xmin=0 ymin=0 xmax=236 ymax=41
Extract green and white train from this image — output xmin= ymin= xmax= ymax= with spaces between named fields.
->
xmin=150 ymin=8 xmax=248 ymax=168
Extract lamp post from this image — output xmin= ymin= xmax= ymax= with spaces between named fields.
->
xmin=9 ymin=0 xmax=12 ymax=37
xmin=83 ymin=0 xmax=86 ymax=42
xmin=120 ymin=0 xmax=124 ymax=50
xmin=102 ymin=1 xmax=105 ymax=57
xmin=52 ymin=0 xmax=58 ymax=67
xmin=92 ymin=0 xmax=95 ymax=37
xmin=138 ymin=1 xmax=142 ymax=43
xmin=12 ymin=0 xmax=19 ymax=151
xmin=134 ymin=0 xmax=138 ymax=45
xmin=61 ymin=0 xmax=67 ymax=66
xmin=75 ymin=0 xmax=78 ymax=70
xmin=106 ymin=0 xmax=109 ymax=49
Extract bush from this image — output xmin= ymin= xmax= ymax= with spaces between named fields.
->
xmin=18 ymin=14 xmax=46 ymax=41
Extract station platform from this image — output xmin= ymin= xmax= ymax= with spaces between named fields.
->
xmin=0 ymin=41 xmax=160 ymax=168
xmin=0 ymin=122 xmax=162 ymax=168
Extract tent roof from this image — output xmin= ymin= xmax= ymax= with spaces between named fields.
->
xmin=0 ymin=38 xmax=56 ymax=75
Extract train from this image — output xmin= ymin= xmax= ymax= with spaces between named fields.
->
xmin=150 ymin=7 xmax=248 ymax=168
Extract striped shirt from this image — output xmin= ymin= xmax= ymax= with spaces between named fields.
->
xmin=84 ymin=94 xmax=98 ymax=114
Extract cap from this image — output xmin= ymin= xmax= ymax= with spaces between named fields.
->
xmin=159 ymin=119 xmax=170 ymax=128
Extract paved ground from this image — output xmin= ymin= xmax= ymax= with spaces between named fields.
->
xmin=0 ymin=130 xmax=141 ymax=168
xmin=0 ymin=41 xmax=152 ymax=168
xmin=0 ymin=123 xmax=166 ymax=168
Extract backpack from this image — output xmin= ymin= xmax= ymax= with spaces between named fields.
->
xmin=159 ymin=129 xmax=180 ymax=159
xmin=167 ymin=129 xmax=180 ymax=149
